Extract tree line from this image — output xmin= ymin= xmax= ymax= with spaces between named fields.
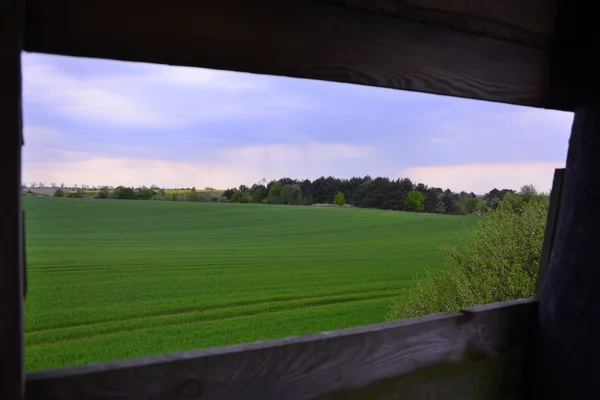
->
xmin=52 ymin=186 xmax=221 ymax=202
xmin=222 ymin=176 xmax=525 ymax=215
xmin=47 ymin=175 xmax=532 ymax=215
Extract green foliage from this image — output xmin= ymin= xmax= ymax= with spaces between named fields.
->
xmin=23 ymin=197 xmax=475 ymax=371
xmin=94 ymin=187 xmax=110 ymax=199
xmin=281 ymin=184 xmax=302 ymax=205
xmin=268 ymin=181 xmax=282 ymax=198
xmin=333 ymin=191 xmax=345 ymax=206
xmin=267 ymin=195 xmax=284 ymax=205
xmin=519 ymin=184 xmax=539 ymax=203
xmin=67 ymin=189 xmax=84 ymax=198
xmin=470 ymin=197 xmax=487 ymax=214
xmin=224 ymin=175 xmax=509 ymax=215
xmin=250 ymin=185 xmax=268 ymax=203
xmin=138 ymin=186 xmax=156 ymax=201
xmin=232 ymin=189 xmax=251 ymax=203
xmin=112 ymin=186 xmax=138 ymax=200
xmin=388 ymin=191 xmax=549 ymax=320
xmin=186 ymin=187 xmax=198 ymax=202
xmin=404 ymin=190 xmax=424 ymax=212
xmin=52 ymin=189 xmax=65 ymax=197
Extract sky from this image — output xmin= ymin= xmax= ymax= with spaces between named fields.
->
xmin=22 ymin=52 xmax=573 ymax=194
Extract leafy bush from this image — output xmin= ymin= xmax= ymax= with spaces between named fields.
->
xmin=388 ymin=191 xmax=548 ymax=320
xmin=404 ymin=190 xmax=424 ymax=212
xmin=334 ymin=191 xmax=345 ymax=206
xmin=67 ymin=189 xmax=84 ymax=198
xmin=186 ymin=188 xmax=199 ymax=202
xmin=267 ymin=195 xmax=284 ymax=205
xmin=53 ymin=189 xmax=65 ymax=197
xmin=232 ymin=190 xmax=251 ymax=203
xmin=138 ymin=186 xmax=156 ymax=200
xmin=94 ymin=187 xmax=110 ymax=199
xmin=112 ymin=186 xmax=139 ymax=200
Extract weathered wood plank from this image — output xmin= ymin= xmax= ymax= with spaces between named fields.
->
xmin=0 ymin=0 xmax=25 ymax=399
xmin=321 ymin=352 xmax=528 ymax=400
xmin=322 ymin=0 xmax=557 ymax=48
xmin=324 ymin=298 xmax=538 ymax=400
xmin=26 ymin=298 xmax=538 ymax=400
xmin=535 ymin=168 xmax=564 ymax=295
xmin=24 ymin=0 xmax=551 ymax=109
xmin=538 ymin=107 xmax=600 ymax=398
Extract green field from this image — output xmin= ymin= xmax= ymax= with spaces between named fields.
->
xmin=23 ymin=197 xmax=477 ymax=371
xmin=66 ymin=189 xmax=222 ymax=194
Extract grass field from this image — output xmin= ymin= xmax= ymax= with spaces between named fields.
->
xmin=23 ymin=196 xmax=477 ymax=371
xmin=66 ymin=189 xmax=223 ymax=194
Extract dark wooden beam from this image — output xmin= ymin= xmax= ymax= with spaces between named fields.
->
xmin=535 ymin=168 xmax=564 ymax=295
xmin=26 ymin=298 xmax=537 ymax=400
xmin=24 ymin=0 xmax=553 ymax=109
xmin=322 ymin=0 xmax=557 ymax=49
xmin=546 ymin=0 xmax=600 ymax=110
xmin=538 ymin=108 xmax=600 ymax=397
xmin=0 ymin=0 xmax=25 ymax=399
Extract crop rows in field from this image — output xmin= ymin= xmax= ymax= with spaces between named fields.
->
xmin=23 ymin=197 xmax=477 ymax=371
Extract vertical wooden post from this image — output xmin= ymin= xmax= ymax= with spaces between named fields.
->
xmin=0 ymin=0 xmax=25 ymax=399
xmin=538 ymin=108 xmax=600 ymax=398
xmin=535 ymin=168 xmax=564 ymax=296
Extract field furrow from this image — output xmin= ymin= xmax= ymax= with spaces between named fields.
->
xmin=24 ymin=197 xmax=477 ymax=371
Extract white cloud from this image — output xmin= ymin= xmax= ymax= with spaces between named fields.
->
xmin=399 ymin=162 xmax=565 ymax=194
xmin=24 ymin=62 xmax=165 ymax=126
xmin=155 ymin=66 xmax=263 ymax=90
xmin=22 ymin=53 xmax=317 ymax=128
xmin=23 ymin=143 xmax=375 ymax=189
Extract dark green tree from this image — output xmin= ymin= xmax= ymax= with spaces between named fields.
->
xmin=281 ymin=184 xmax=302 ymax=205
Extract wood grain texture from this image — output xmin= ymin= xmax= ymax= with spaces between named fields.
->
xmin=26 ymin=298 xmax=538 ymax=400
xmin=0 ymin=0 xmax=25 ymax=399
xmin=535 ymin=168 xmax=564 ymax=295
xmin=538 ymin=108 xmax=600 ymax=398
xmin=325 ymin=298 xmax=538 ymax=400
xmin=24 ymin=0 xmax=552 ymax=109
xmin=322 ymin=0 xmax=557 ymax=48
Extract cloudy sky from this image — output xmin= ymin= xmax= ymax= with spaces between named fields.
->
xmin=23 ymin=52 xmax=573 ymax=194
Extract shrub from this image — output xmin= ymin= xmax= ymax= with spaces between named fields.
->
xmin=186 ymin=188 xmax=198 ymax=202
xmin=112 ymin=186 xmax=138 ymax=200
xmin=67 ymin=189 xmax=84 ymax=198
xmin=267 ymin=195 xmax=284 ymax=205
xmin=94 ymin=186 xmax=110 ymax=199
xmin=333 ymin=191 xmax=345 ymax=206
xmin=53 ymin=189 xmax=65 ymax=197
xmin=388 ymin=192 xmax=548 ymax=320
xmin=138 ymin=186 xmax=156 ymax=200
xmin=232 ymin=190 xmax=251 ymax=203
xmin=281 ymin=184 xmax=302 ymax=205
xmin=405 ymin=190 xmax=425 ymax=212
